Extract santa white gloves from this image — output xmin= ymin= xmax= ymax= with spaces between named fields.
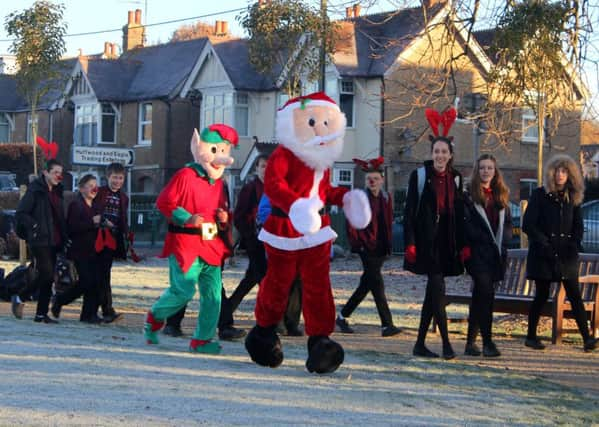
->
xmin=343 ymin=189 xmax=371 ymax=230
xmin=289 ymin=189 xmax=372 ymax=235
xmin=289 ymin=197 xmax=324 ymax=235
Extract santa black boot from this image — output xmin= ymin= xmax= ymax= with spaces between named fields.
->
xmin=306 ymin=335 xmax=344 ymax=374
xmin=245 ymin=325 xmax=284 ymax=368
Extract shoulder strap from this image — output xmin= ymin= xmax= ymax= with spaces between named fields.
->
xmin=416 ymin=167 xmax=426 ymax=211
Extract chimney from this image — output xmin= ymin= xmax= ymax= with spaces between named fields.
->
xmin=122 ymin=9 xmax=146 ymax=51
xmin=346 ymin=7 xmax=353 ymax=18
xmin=353 ymin=4 xmax=361 ymax=17
xmin=221 ymin=21 xmax=229 ymax=35
xmin=78 ymin=52 xmax=88 ymax=74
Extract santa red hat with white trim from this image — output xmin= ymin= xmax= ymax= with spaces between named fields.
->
xmin=278 ymin=92 xmax=340 ymax=114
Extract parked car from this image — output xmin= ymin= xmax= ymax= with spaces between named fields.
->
xmin=0 ymin=172 xmax=18 ymax=191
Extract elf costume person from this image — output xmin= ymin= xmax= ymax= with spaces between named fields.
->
xmin=245 ymin=92 xmax=372 ymax=374
xmin=144 ymin=124 xmax=237 ymax=354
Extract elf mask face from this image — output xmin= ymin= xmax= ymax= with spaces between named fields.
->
xmin=190 ymin=127 xmax=235 ymax=180
xmin=277 ymin=104 xmax=346 ymax=172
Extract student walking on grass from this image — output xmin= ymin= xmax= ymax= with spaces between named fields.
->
xmin=522 ymin=154 xmax=597 ymax=352
xmin=403 ymin=107 xmax=466 ymax=360
xmin=51 ymin=174 xmax=103 ymax=323
xmin=462 ymin=154 xmax=512 ymax=358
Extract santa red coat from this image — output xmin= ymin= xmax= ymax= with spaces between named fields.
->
xmin=258 ymin=145 xmax=348 ymax=249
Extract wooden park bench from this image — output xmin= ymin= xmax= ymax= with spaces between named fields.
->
xmin=444 ymin=249 xmax=599 ymax=344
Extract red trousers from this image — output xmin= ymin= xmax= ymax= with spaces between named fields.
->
xmin=255 ymin=241 xmax=334 ymax=336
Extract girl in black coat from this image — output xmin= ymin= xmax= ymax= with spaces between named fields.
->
xmin=404 ymin=111 xmax=466 ymax=360
xmin=51 ymin=174 xmax=103 ymax=323
xmin=462 ymin=154 xmax=512 ymax=358
xmin=522 ymin=154 xmax=597 ymax=352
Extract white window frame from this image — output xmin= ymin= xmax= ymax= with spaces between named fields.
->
xmin=333 ymin=167 xmax=354 ymax=189
xmin=74 ymin=103 xmax=99 ymax=146
xmin=100 ymin=103 xmax=117 ymax=144
xmin=521 ymin=108 xmax=540 ymax=143
xmin=138 ymin=102 xmax=152 ymax=146
xmin=339 ymin=79 xmax=355 ymax=128
xmin=0 ymin=113 xmax=10 ymax=143
xmin=200 ymin=92 xmax=234 ymax=130
xmin=234 ymin=92 xmax=249 ymax=137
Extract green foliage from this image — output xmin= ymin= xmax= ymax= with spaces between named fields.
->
xmin=488 ymin=1 xmax=580 ymax=116
xmin=238 ymin=0 xmax=337 ymax=96
xmin=5 ymin=1 xmax=67 ymax=102
xmin=5 ymin=1 xmax=67 ymax=176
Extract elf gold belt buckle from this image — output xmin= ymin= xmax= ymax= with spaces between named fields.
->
xmin=201 ymin=222 xmax=218 ymax=240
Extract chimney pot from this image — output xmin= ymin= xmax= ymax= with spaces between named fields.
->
xmin=346 ymin=7 xmax=353 ymax=18
xmin=221 ymin=21 xmax=229 ymax=35
xmin=128 ymin=10 xmax=134 ymax=25
xmin=104 ymin=42 xmax=111 ymax=57
xmin=353 ymin=4 xmax=361 ymax=17
xmin=135 ymin=9 xmax=142 ymax=25
xmin=111 ymin=43 xmax=118 ymax=57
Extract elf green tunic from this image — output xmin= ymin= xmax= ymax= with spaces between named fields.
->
xmin=151 ymin=163 xmax=230 ymax=340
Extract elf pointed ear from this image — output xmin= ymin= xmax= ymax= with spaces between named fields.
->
xmin=190 ymin=128 xmax=201 ymax=163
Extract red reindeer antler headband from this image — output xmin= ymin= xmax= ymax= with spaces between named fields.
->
xmin=425 ymin=107 xmax=457 ymax=139
xmin=353 ymin=156 xmax=385 ymax=173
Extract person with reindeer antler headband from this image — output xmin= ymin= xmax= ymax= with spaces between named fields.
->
xmin=336 ymin=156 xmax=402 ymax=337
xmin=14 ymin=146 xmax=68 ymax=323
xmin=403 ymin=106 xmax=467 ymax=360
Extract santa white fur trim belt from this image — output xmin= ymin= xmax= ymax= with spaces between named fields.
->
xmin=258 ymin=226 xmax=338 ymax=251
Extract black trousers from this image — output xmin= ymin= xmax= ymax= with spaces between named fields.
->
xmin=97 ymin=248 xmax=116 ymax=316
xmin=21 ymin=246 xmax=57 ymax=317
xmin=341 ymin=252 xmax=393 ymax=328
xmin=467 ymin=272 xmax=495 ymax=346
xmin=416 ymin=273 xmax=450 ymax=347
xmin=527 ymin=279 xmax=591 ymax=341
xmin=55 ymin=258 xmax=100 ymax=321
xmin=228 ymin=239 xmax=267 ymax=312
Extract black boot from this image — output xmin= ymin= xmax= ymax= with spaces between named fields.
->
xmin=464 ymin=342 xmax=481 ymax=356
xmin=306 ymin=336 xmax=344 ymax=374
xmin=482 ymin=341 xmax=501 ymax=357
xmin=245 ymin=325 xmax=284 ymax=368
xmin=584 ymin=337 xmax=597 ymax=352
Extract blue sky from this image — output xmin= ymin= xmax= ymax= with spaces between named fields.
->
xmin=1 ymin=0 xmax=597 ymax=116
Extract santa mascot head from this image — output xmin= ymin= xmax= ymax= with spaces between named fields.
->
xmin=276 ymin=92 xmax=346 ymax=172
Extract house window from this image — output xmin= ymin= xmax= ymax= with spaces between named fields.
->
xmin=522 ymin=109 xmax=540 ymax=143
xmin=340 ymin=79 xmax=355 ymax=128
xmin=201 ymin=93 xmax=234 ymax=129
xmin=101 ymin=103 xmax=116 ymax=144
xmin=235 ymin=92 xmax=249 ymax=137
xmin=0 ymin=113 xmax=9 ymax=142
xmin=138 ymin=102 xmax=152 ymax=145
xmin=74 ymin=104 xmax=98 ymax=146
xmin=333 ymin=168 xmax=353 ymax=190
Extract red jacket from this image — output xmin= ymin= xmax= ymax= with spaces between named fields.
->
xmin=346 ymin=189 xmax=393 ymax=256
xmin=157 ymin=164 xmax=231 ymax=272
xmin=258 ymin=145 xmax=348 ymax=251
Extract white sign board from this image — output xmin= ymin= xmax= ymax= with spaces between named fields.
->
xmin=72 ymin=146 xmax=135 ymax=167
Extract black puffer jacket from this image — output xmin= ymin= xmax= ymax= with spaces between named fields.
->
xmin=16 ymin=176 xmax=67 ymax=248
xmin=403 ymin=160 xmax=465 ymax=276
xmin=522 ymin=187 xmax=583 ymax=281
xmin=463 ymin=193 xmax=512 ymax=282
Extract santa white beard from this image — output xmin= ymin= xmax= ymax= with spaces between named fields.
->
xmin=276 ymin=109 xmax=346 ymax=172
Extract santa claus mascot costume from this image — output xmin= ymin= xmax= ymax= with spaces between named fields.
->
xmin=245 ymin=92 xmax=372 ymax=374
xmin=144 ymin=124 xmax=237 ymax=354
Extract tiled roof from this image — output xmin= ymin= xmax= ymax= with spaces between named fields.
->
xmin=333 ymin=4 xmax=446 ymax=77
xmin=212 ymin=39 xmax=277 ymax=91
